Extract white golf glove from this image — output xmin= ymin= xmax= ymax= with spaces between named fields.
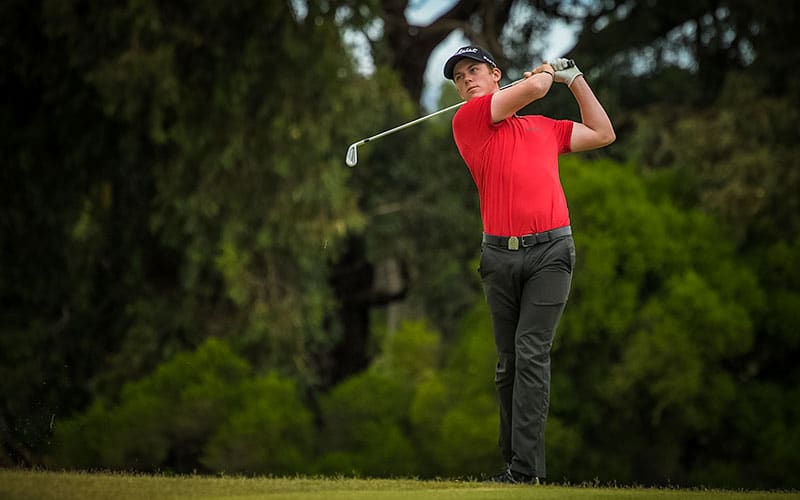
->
xmin=548 ymin=58 xmax=583 ymax=87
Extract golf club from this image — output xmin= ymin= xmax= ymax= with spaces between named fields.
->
xmin=345 ymin=60 xmax=574 ymax=167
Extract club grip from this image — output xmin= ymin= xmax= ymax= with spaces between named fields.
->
xmin=544 ymin=58 xmax=575 ymax=68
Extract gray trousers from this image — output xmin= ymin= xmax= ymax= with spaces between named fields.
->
xmin=478 ymin=231 xmax=575 ymax=479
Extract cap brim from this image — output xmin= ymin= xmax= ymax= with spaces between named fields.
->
xmin=444 ymin=54 xmax=484 ymax=80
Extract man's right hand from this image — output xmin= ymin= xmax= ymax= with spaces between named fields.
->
xmin=523 ymin=63 xmax=554 ymax=80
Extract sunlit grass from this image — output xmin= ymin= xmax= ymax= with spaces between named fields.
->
xmin=0 ymin=470 xmax=796 ymax=500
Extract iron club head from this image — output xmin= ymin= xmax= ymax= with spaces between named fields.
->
xmin=345 ymin=143 xmax=358 ymax=167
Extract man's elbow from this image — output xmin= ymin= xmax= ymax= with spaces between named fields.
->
xmin=595 ymin=126 xmax=616 ymax=147
xmin=571 ymin=123 xmax=616 ymax=152
xmin=601 ymin=128 xmax=616 ymax=147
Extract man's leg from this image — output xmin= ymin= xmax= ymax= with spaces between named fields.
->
xmin=510 ymin=237 xmax=574 ymax=479
xmin=479 ymin=245 xmax=522 ymax=465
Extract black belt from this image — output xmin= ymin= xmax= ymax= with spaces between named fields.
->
xmin=482 ymin=226 xmax=572 ymax=250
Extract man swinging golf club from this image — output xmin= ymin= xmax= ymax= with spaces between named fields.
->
xmin=444 ymin=45 xmax=615 ymax=484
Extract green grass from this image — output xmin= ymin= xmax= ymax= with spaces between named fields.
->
xmin=0 ymin=470 xmax=796 ymax=500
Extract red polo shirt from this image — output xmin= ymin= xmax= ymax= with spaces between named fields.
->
xmin=452 ymin=93 xmax=573 ymax=236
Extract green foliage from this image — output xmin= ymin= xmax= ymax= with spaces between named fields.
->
xmin=201 ymin=373 xmax=314 ymax=475
xmin=350 ymin=81 xmax=484 ymax=338
xmin=617 ymin=67 xmax=800 ymax=489
xmin=316 ymin=320 xmax=440 ymax=477
xmin=756 ymin=238 xmax=800 ymax=353
xmin=627 ymin=74 xmax=800 ymax=244
xmin=410 ymin=304 xmax=500 ymax=476
xmin=550 ymin=157 xmax=766 ymax=485
xmin=702 ymin=382 xmax=800 ymax=489
xmin=1 ymin=0 xmax=411 ymax=461
xmin=50 ymin=338 xmax=312 ymax=474
xmin=317 ymin=314 xmax=498 ymax=478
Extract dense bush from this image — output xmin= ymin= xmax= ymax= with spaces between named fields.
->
xmin=51 ymin=338 xmax=313 ymax=474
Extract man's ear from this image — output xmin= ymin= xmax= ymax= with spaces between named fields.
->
xmin=492 ymin=67 xmax=501 ymax=82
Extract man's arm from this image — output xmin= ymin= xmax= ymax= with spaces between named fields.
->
xmin=490 ymin=63 xmax=555 ymax=123
xmin=549 ymin=59 xmax=616 ymax=152
xmin=568 ymin=75 xmax=616 ymax=152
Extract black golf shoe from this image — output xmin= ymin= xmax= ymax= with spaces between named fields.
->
xmin=484 ymin=467 xmax=540 ymax=485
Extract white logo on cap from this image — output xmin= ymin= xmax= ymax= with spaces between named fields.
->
xmin=455 ymin=47 xmax=479 ymax=55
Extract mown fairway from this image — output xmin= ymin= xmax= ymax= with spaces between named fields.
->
xmin=1 ymin=470 xmax=796 ymax=500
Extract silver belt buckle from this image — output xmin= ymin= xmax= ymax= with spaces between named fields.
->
xmin=507 ymin=236 xmax=520 ymax=250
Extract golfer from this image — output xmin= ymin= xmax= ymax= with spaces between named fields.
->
xmin=444 ymin=46 xmax=615 ymax=484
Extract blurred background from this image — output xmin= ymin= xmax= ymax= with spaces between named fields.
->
xmin=1 ymin=0 xmax=798 ymax=489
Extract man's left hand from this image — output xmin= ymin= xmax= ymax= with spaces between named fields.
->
xmin=548 ymin=58 xmax=583 ymax=86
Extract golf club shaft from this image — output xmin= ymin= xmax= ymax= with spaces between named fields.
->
xmin=355 ymin=101 xmax=462 ymax=147
xmin=357 ymin=78 xmax=524 ymax=147
xmin=346 ymin=61 xmax=573 ymax=166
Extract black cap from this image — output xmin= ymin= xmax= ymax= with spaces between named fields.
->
xmin=443 ymin=45 xmax=498 ymax=80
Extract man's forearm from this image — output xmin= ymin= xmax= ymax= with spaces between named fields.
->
xmin=491 ymin=66 xmax=554 ymax=123
xmin=570 ymin=76 xmax=615 ymax=146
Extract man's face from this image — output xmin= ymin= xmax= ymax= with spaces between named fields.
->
xmin=452 ymin=59 xmax=500 ymax=101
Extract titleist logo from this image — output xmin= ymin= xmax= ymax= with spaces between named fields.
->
xmin=455 ymin=47 xmax=479 ymax=55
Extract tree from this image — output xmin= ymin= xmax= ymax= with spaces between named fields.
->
xmin=316 ymin=320 xmax=441 ymax=477
xmin=0 ymin=0 xmax=401 ymax=464
xmin=550 ymin=157 xmax=769 ymax=486
xmin=50 ymin=338 xmax=313 ymax=474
